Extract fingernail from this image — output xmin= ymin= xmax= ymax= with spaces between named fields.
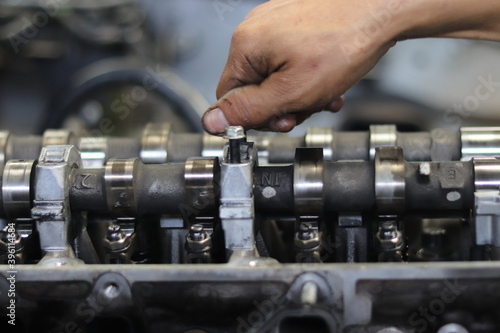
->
xmin=202 ymin=108 xmax=229 ymax=134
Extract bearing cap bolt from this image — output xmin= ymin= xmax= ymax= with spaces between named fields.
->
xmin=224 ymin=126 xmax=246 ymax=163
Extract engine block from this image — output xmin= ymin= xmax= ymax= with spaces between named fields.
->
xmin=1 ymin=124 xmax=500 ymax=333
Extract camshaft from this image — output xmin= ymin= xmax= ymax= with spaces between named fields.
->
xmin=2 ymin=145 xmax=498 ymax=219
xmin=1 ymin=124 xmax=500 ymax=166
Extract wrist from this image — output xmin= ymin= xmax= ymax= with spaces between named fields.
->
xmin=353 ymin=0 xmax=422 ymax=49
xmin=388 ymin=0 xmax=500 ymax=41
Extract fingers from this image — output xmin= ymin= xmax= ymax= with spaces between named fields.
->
xmin=204 ymin=70 xmax=346 ymax=135
xmin=216 ymin=53 xmax=266 ymax=100
xmin=204 ymin=72 xmax=292 ymax=134
xmin=201 ymin=107 xmax=230 ymax=134
xmin=202 ymin=92 xmax=345 ymax=135
xmin=216 ymin=26 xmax=272 ymax=99
xmin=325 ymin=96 xmax=345 ymax=112
xmin=268 ymin=114 xmax=297 ymax=132
xmin=203 ymin=85 xmax=278 ymax=134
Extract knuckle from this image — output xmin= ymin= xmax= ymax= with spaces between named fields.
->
xmin=244 ymin=7 xmax=259 ymax=20
xmin=231 ymin=25 xmax=250 ymax=47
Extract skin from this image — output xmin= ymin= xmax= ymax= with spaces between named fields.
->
xmin=202 ymin=0 xmax=500 ymax=135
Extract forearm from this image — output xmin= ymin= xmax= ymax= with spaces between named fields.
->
xmin=392 ymin=0 xmax=500 ymax=41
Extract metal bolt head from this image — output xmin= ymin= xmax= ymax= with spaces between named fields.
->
xmin=1 ymin=226 xmax=20 ymax=243
xmin=0 ymin=225 xmax=24 ymax=252
xmin=107 ymin=224 xmax=124 ymax=242
xmin=295 ymin=233 xmax=320 ymax=250
xmin=298 ymin=223 xmax=314 ymax=240
xmin=103 ymin=225 xmax=131 ymax=252
xmin=189 ymin=224 xmax=206 ymax=241
xmin=379 ymin=222 xmax=397 ymax=240
xmin=1 ymin=227 xmax=10 ymax=242
xmin=295 ymin=222 xmax=320 ymax=250
xmin=377 ymin=222 xmax=403 ymax=252
xmin=186 ymin=224 xmax=212 ymax=253
xmin=224 ymin=126 xmax=245 ymax=140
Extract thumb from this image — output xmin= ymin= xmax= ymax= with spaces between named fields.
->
xmin=202 ymin=73 xmax=310 ymax=134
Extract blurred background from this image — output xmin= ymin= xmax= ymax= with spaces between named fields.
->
xmin=1 ymin=0 xmax=500 ymax=137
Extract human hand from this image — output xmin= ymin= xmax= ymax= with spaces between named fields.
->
xmin=202 ymin=0 xmax=399 ymax=134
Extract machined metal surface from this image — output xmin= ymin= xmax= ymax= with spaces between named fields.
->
xmin=461 ymin=127 xmax=500 ymax=160
xmin=472 ymin=157 xmax=500 ymax=191
xmin=79 ymin=137 xmax=108 ymax=168
xmin=0 ymin=131 xmax=10 ymax=167
xmin=41 ymin=129 xmax=74 ymax=146
xmin=104 ymin=159 xmax=138 ymax=215
xmin=305 ymin=127 xmax=333 ymax=160
xmin=140 ymin=122 xmax=171 ymax=164
xmin=473 ymin=190 xmax=500 ymax=249
xmin=184 ymin=157 xmax=220 ymax=217
xmin=370 ymin=125 xmax=397 ymax=160
xmin=202 ymin=132 xmax=225 ymax=158
xmin=2 ymin=160 xmax=36 ymax=218
xmin=294 ymin=148 xmax=324 ymax=216
xmin=375 ymin=147 xmax=406 ymax=212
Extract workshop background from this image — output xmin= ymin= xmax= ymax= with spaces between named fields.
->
xmin=1 ymin=0 xmax=500 ymax=136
